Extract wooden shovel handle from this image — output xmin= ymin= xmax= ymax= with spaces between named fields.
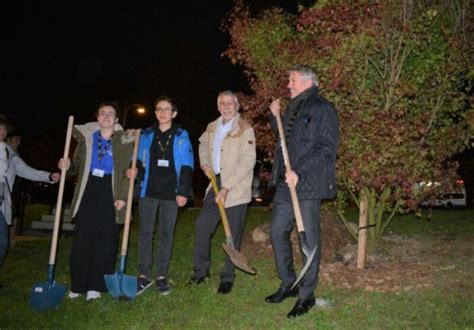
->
xmin=49 ymin=116 xmax=74 ymax=265
xmin=208 ymin=170 xmax=233 ymax=240
xmin=121 ymin=129 xmax=141 ymax=256
xmin=274 ymin=113 xmax=306 ymax=233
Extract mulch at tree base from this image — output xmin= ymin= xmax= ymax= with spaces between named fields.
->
xmin=242 ymin=211 xmax=472 ymax=292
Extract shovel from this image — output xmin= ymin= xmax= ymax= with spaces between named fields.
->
xmin=104 ymin=129 xmax=140 ymax=301
xmin=30 ymin=116 xmax=74 ymax=312
xmin=274 ymin=113 xmax=318 ymax=290
xmin=208 ymin=170 xmax=256 ymax=275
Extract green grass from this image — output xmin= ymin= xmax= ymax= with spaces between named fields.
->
xmin=22 ymin=203 xmax=51 ymax=228
xmin=1 ymin=207 xmax=473 ymax=328
xmin=343 ymin=207 xmax=474 ymax=236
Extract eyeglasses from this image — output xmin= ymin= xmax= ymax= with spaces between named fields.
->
xmin=218 ymin=101 xmax=236 ymax=107
xmin=98 ymin=112 xmax=116 ymax=118
xmin=156 ymin=107 xmax=173 ymax=113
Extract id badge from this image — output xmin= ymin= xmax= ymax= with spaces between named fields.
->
xmin=157 ymin=159 xmax=169 ymax=167
xmin=92 ymin=168 xmax=105 ymax=177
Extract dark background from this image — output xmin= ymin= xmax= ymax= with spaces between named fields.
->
xmin=3 ymin=1 xmax=246 ymax=137
xmin=2 ymin=0 xmax=303 ymax=137
xmin=1 ymin=0 xmax=302 ymax=203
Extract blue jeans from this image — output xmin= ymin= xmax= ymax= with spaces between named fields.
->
xmin=0 ymin=211 xmax=8 ymax=267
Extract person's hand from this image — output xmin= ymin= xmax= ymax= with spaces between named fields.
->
xmin=58 ymin=158 xmax=70 ymax=171
xmin=215 ymin=187 xmax=228 ymax=204
xmin=201 ymin=165 xmax=212 ymax=178
xmin=50 ymin=172 xmax=60 ymax=183
xmin=127 ymin=168 xmax=138 ymax=180
xmin=176 ymin=195 xmax=188 ymax=207
xmin=114 ymin=200 xmax=126 ymax=211
xmin=269 ymin=99 xmax=281 ymax=117
xmin=285 ymin=170 xmax=299 ymax=187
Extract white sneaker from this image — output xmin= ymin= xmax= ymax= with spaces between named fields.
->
xmin=68 ymin=291 xmax=81 ymax=299
xmin=86 ymin=290 xmax=101 ymax=300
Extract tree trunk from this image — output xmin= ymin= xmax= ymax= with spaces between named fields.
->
xmin=357 ymin=194 xmax=368 ymax=269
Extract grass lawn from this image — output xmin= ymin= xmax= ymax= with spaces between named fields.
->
xmin=1 ymin=206 xmax=473 ymax=328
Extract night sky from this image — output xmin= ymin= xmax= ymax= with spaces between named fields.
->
xmin=1 ymin=0 xmax=300 ymax=195
xmin=3 ymin=0 xmax=299 ymax=139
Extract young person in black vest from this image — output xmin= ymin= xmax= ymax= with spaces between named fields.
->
xmin=134 ymin=96 xmax=194 ymax=296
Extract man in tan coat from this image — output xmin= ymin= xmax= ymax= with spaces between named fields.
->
xmin=189 ymin=91 xmax=256 ymax=294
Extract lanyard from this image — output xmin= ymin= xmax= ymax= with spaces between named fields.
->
xmin=97 ymin=133 xmax=113 ymax=162
xmin=156 ymin=132 xmax=173 ymax=159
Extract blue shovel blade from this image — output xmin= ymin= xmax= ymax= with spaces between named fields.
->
xmin=104 ymin=273 xmax=137 ymax=301
xmin=30 ymin=281 xmax=67 ymax=312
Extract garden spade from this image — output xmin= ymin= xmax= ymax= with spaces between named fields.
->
xmin=30 ymin=116 xmax=74 ymax=312
xmin=274 ymin=113 xmax=318 ymax=290
xmin=104 ymin=129 xmax=140 ymax=301
xmin=208 ymin=170 xmax=256 ymax=275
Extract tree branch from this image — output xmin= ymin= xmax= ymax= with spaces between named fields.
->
xmin=420 ymin=95 xmax=444 ymax=145
xmin=337 ymin=209 xmax=358 ymax=241
xmin=380 ymin=199 xmax=401 ymax=235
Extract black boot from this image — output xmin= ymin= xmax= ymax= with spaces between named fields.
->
xmin=287 ymin=297 xmax=316 ymax=318
xmin=217 ymin=281 xmax=233 ymax=294
xmin=264 ymin=287 xmax=298 ymax=303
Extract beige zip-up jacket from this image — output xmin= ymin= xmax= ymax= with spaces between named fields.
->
xmin=199 ymin=113 xmax=256 ymax=208
xmin=69 ymin=122 xmax=135 ymax=224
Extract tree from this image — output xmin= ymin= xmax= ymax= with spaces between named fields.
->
xmin=224 ymin=0 xmax=473 ymax=250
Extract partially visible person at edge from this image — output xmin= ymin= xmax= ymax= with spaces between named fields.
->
xmin=6 ymin=130 xmax=25 ymax=236
xmin=266 ymin=65 xmax=339 ymax=318
xmin=58 ymin=103 xmax=135 ymax=301
xmin=188 ymin=90 xmax=256 ymax=295
xmin=0 ymin=115 xmax=60 ymax=288
xmin=132 ymin=95 xmax=193 ymax=296
xmin=6 ymin=130 xmax=21 ymax=153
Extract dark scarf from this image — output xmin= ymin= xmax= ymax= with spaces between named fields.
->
xmin=284 ymin=85 xmax=319 ymax=140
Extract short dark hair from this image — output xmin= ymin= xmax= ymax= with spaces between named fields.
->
xmin=0 ymin=114 xmax=12 ymax=132
xmin=95 ymin=101 xmax=120 ymax=119
xmin=154 ymin=95 xmax=178 ymax=112
xmin=6 ymin=129 xmax=21 ymax=140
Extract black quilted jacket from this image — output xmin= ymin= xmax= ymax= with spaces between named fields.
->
xmin=270 ymin=85 xmax=339 ymax=200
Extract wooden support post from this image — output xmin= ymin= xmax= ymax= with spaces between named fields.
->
xmin=357 ymin=194 xmax=368 ymax=269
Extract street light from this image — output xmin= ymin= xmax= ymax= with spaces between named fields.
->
xmin=122 ymin=103 xmax=146 ymax=128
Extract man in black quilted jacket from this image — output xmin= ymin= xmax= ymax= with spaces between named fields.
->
xmin=265 ymin=65 xmax=339 ymax=318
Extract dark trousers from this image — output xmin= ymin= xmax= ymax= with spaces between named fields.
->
xmin=138 ymin=197 xmax=178 ymax=279
xmin=70 ymin=174 xmax=119 ymax=293
xmin=193 ymin=178 xmax=247 ymax=283
xmin=271 ymin=182 xmax=321 ymax=300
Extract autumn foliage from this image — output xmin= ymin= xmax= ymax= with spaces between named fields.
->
xmin=224 ymin=0 xmax=473 ymax=247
